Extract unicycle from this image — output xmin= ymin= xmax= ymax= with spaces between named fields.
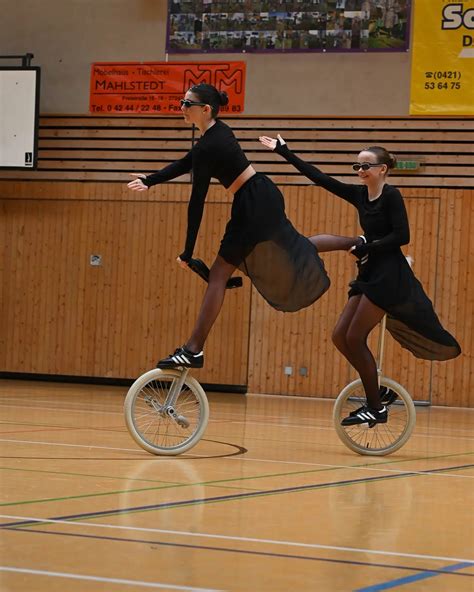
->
xmin=124 ymin=258 xmax=242 ymax=456
xmin=333 ymin=314 xmax=416 ymax=456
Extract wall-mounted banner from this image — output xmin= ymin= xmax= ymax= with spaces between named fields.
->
xmin=90 ymin=61 xmax=246 ymax=114
xmin=167 ymin=0 xmax=411 ymax=53
xmin=410 ymin=1 xmax=474 ymax=115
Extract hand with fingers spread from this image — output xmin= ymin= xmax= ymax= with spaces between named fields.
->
xmin=259 ymin=134 xmax=286 ymax=151
xmin=127 ymin=173 xmax=149 ymax=192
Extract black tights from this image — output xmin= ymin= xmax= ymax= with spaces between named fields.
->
xmin=186 ymin=256 xmax=236 ymax=353
xmin=185 ymin=234 xmax=361 ymax=354
xmin=332 ymin=295 xmax=386 ymax=409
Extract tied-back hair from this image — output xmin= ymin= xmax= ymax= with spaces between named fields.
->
xmin=366 ymin=146 xmax=397 ymax=171
xmin=189 ymin=83 xmax=229 ymax=118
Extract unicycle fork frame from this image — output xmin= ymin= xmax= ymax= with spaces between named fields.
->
xmin=376 ymin=314 xmax=387 ymax=376
xmin=163 ymin=367 xmax=190 ymax=415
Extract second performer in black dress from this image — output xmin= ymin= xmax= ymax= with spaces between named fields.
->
xmin=260 ymin=134 xmax=461 ymax=425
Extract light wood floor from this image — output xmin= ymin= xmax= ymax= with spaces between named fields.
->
xmin=0 ymin=379 xmax=473 ymax=592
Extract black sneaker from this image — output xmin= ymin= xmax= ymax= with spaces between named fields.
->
xmin=349 ymin=386 xmax=397 ymax=417
xmin=380 ymin=386 xmax=398 ymax=406
xmin=157 ymin=346 xmax=204 ymax=369
xmin=341 ymin=405 xmax=387 ymax=427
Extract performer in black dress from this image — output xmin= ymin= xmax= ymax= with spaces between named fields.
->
xmin=260 ymin=134 xmax=461 ymax=426
xmin=128 ymin=84 xmax=362 ymax=369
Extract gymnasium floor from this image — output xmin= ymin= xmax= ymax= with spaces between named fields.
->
xmin=0 ymin=379 xmax=473 ymax=591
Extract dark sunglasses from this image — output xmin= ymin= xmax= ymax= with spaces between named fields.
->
xmin=180 ymin=99 xmax=207 ymax=108
xmin=352 ymin=163 xmax=384 ymax=172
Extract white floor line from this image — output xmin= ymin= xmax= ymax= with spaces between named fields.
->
xmin=0 ymin=437 xmax=472 ymax=479
xmin=2 ymin=514 xmax=473 ymax=566
xmin=0 ymin=437 xmax=141 ymax=454
xmin=223 ymin=419 xmax=474 ymax=441
xmin=222 ymin=457 xmax=474 ymax=479
xmin=2 ymin=408 xmax=474 ymax=443
xmin=2 ymin=398 xmax=474 ymax=437
xmin=0 ymin=566 xmax=220 ymax=591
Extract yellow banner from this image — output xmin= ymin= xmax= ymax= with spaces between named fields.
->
xmin=410 ymin=1 xmax=474 ymax=115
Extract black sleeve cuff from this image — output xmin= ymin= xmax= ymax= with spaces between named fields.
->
xmin=179 ymin=251 xmax=192 ymax=262
xmin=274 ymin=139 xmax=291 ymax=157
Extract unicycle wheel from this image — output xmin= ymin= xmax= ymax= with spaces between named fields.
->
xmin=124 ymin=368 xmax=209 ymax=456
xmin=333 ymin=377 xmax=416 ymax=456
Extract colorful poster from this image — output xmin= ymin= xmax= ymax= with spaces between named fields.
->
xmin=90 ymin=61 xmax=246 ymax=115
xmin=167 ymin=1 xmax=411 ymax=53
xmin=410 ymin=1 xmax=474 ymax=115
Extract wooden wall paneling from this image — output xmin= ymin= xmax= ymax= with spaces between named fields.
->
xmin=223 ymin=116 xmax=473 ymax=131
xmin=0 ymin=186 xmax=251 ymax=386
xmin=0 ymin=202 xmax=5 ymax=360
xmin=2 ymin=114 xmax=473 ymax=189
xmin=3 ymin=170 xmax=471 ymax=187
xmin=431 ymin=189 xmax=472 ymax=407
xmin=457 ymin=189 xmax=474 ymax=408
xmin=234 ymin=128 xmax=470 ymax=143
xmin=240 ymin=139 xmax=474 ymax=155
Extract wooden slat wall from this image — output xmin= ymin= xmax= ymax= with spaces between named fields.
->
xmin=0 ymin=182 xmax=249 ymax=387
xmin=1 ymin=115 xmax=473 ymax=187
xmin=0 ymin=115 xmax=473 ymax=407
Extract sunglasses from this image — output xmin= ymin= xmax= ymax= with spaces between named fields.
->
xmin=352 ymin=163 xmax=385 ymax=172
xmin=180 ymin=99 xmax=207 ymax=108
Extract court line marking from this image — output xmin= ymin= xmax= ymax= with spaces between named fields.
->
xmin=353 ymin=561 xmax=474 ymax=591
xmin=2 ymin=402 xmax=474 ymax=439
xmin=0 ymin=453 xmax=473 ymax=501
xmin=0 ymin=437 xmax=146 ymax=454
xmin=1 ymin=436 xmax=473 ymax=474
xmin=0 ymin=566 xmax=220 ymax=591
xmin=1 ymin=455 xmax=473 ymax=510
xmin=3 ymin=527 xmax=474 ymax=580
xmin=1 ymin=514 xmax=473 ymax=567
xmin=1 ymin=437 xmax=473 ymax=476
xmin=2 ymin=464 xmax=472 ymax=527
xmin=1 ymin=452 xmax=473 ymax=510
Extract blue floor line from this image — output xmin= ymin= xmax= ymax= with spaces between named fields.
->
xmin=354 ymin=561 xmax=474 ymax=591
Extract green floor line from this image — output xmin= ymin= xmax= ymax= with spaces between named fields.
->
xmin=1 ymin=450 xmax=472 ymax=508
xmin=0 ymin=453 xmax=474 ymax=507
xmin=22 ymin=463 xmax=473 ymax=527
xmin=0 ymin=481 xmax=265 ymax=508
xmin=0 ymin=465 xmax=183 ymax=485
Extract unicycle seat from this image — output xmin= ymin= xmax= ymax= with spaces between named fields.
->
xmin=188 ymin=258 xmax=242 ymax=289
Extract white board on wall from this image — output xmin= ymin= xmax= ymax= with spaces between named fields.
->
xmin=0 ymin=67 xmax=40 ymax=169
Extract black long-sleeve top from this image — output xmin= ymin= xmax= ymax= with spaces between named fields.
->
xmin=142 ymin=119 xmax=250 ymax=261
xmin=274 ymin=142 xmax=410 ymax=252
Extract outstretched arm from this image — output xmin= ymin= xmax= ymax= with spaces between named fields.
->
xmin=259 ymin=134 xmax=359 ymax=206
xmin=127 ymin=151 xmax=193 ymax=192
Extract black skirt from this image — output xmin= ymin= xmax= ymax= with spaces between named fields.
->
xmin=349 ymin=250 xmax=461 ymax=361
xmin=218 ymin=174 xmax=330 ymax=312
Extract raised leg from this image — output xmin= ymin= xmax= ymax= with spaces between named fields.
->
xmin=308 ymin=234 xmax=361 ymax=253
